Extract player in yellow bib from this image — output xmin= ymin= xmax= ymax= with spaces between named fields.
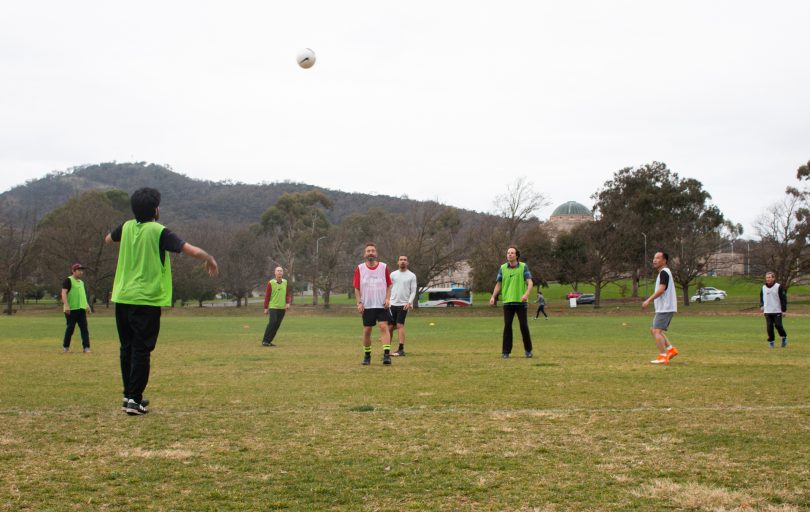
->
xmin=262 ymin=266 xmax=291 ymax=346
xmin=105 ymin=187 xmax=218 ymax=415
xmin=489 ymin=246 xmax=534 ymax=358
xmin=60 ymin=262 xmax=92 ymax=353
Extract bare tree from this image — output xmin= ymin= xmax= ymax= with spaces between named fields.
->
xmin=468 ymin=215 xmax=511 ymax=292
xmin=493 ymin=177 xmax=549 ymax=242
xmin=387 ymin=202 xmax=467 ymax=306
xmin=32 ymin=190 xmax=130 ymax=308
xmin=332 ymin=203 xmax=468 ymax=307
xmin=751 ymin=196 xmax=808 ymax=290
xmin=314 ymin=222 xmax=358 ymax=307
xmin=217 ymin=225 xmax=268 ymax=307
xmin=0 ymin=203 xmax=38 ymax=315
xmin=171 ymin=221 xmax=227 ymax=306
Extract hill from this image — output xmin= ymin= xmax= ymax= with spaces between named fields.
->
xmin=0 ymin=162 xmax=488 ymax=226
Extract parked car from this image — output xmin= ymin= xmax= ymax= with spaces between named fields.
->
xmin=690 ymin=290 xmax=726 ymax=303
xmin=576 ymin=294 xmax=596 ymax=305
xmin=700 ymin=287 xmax=727 ymax=296
xmin=566 ymin=291 xmax=583 ymax=299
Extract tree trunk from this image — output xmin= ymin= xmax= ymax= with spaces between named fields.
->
xmin=631 ymin=269 xmax=640 ymax=298
xmin=323 ymin=289 xmax=331 ymax=308
xmin=594 ymin=282 xmax=602 ymax=309
xmin=681 ymin=283 xmax=690 ymax=306
xmin=4 ymin=285 xmax=14 ymax=315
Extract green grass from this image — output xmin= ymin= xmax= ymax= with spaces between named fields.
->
xmin=1 ymin=308 xmax=809 ymax=511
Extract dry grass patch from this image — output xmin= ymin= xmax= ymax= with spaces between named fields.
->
xmin=118 ymin=447 xmax=194 ymax=459
xmin=635 ymin=479 xmax=800 ymax=512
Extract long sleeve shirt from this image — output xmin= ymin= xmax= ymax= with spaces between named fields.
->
xmin=264 ymin=280 xmax=292 ymax=309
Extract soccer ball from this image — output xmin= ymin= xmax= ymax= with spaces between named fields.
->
xmin=297 ymin=48 xmax=316 ymax=69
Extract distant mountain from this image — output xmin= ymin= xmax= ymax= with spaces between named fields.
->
xmin=0 ymin=162 xmax=488 ymax=226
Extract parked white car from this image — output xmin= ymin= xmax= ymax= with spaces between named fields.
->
xmin=690 ymin=288 xmax=727 ymax=303
xmin=700 ymin=287 xmax=727 ymax=296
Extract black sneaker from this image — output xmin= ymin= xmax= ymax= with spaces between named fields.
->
xmin=122 ymin=398 xmax=150 ymax=411
xmin=525 ymin=351 xmax=533 ymax=358
xmin=502 ymin=353 xmax=510 ymax=359
xmin=394 ymin=349 xmax=406 ymax=357
xmin=362 ymin=354 xmax=371 ymax=365
xmin=125 ymin=399 xmax=148 ymax=416
xmin=383 ymin=353 xmax=392 ymax=365
xmin=261 ymin=342 xmax=270 ymax=346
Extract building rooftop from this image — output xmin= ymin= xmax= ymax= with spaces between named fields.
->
xmin=550 ymin=201 xmax=591 ymax=217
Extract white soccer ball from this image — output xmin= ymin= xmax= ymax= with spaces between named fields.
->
xmin=297 ymin=48 xmax=316 ymax=69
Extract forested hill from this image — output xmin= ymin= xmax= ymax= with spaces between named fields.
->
xmin=0 ymin=162 xmax=485 ymax=225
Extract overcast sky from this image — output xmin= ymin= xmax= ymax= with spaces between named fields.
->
xmin=2 ymin=1 xmax=808 ymax=235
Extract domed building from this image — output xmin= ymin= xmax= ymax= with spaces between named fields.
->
xmin=546 ymin=201 xmax=593 ymax=235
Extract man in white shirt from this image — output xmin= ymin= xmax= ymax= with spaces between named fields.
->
xmin=642 ymin=251 xmax=680 ymax=365
xmin=389 ymin=255 xmax=417 ymax=357
xmin=760 ymin=271 xmax=788 ymax=348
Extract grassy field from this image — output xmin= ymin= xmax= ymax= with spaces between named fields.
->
xmin=1 ymin=308 xmax=808 ymax=511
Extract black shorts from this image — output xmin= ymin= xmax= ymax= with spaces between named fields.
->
xmin=362 ymin=308 xmax=391 ymax=327
xmin=388 ymin=305 xmax=408 ymax=325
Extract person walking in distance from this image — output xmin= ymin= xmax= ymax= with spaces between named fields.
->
xmin=354 ymin=243 xmax=393 ymax=365
xmin=106 ymin=187 xmax=218 ymax=415
xmin=389 ymin=255 xmax=417 ymax=356
xmin=534 ymin=290 xmax=548 ymax=320
xmin=642 ymin=251 xmax=679 ymax=364
xmin=262 ymin=266 xmax=292 ymax=347
xmin=760 ymin=271 xmax=788 ymax=348
xmin=61 ymin=262 xmax=92 ymax=353
xmin=489 ymin=246 xmax=534 ymax=358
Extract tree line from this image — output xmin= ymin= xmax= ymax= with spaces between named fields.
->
xmin=2 ymin=160 xmax=808 ymax=315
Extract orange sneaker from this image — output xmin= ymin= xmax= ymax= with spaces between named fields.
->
xmin=650 ymin=354 xmax=669 ymax=364
xmin=666 ymin=346 xmax=679 ymax=360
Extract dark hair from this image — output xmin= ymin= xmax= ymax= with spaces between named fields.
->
xmin=364 ymin=242 xmax=377 ymax=249
xmin=508 ymin=246 xmax=520 ymax=260
xmin=131 ymin=188 xmax=161 ymax=222
xmin=658 ymin=251 xmax=669 ymax=263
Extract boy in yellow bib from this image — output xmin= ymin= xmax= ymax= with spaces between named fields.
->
xmin=61 ymin=262 xmax=92 ymax=353
xmin=106 ymin=188 xmax=218 ymax=415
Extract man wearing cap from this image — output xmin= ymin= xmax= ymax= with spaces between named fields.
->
xmin=61 ymin=263 xmax=92 ymax=353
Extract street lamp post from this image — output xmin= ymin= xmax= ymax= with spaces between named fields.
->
xmin=746 ymin=241 xmax=750 ymax=276
xmin=313 ymin=236 xmax=327 ymax=305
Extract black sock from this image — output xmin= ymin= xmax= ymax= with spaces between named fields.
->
xmin=398 ymin=344 xmax=404 ymax=351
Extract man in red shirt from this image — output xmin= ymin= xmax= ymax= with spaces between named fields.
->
xmin=353 ymin=243 xmax=393 ymax=365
